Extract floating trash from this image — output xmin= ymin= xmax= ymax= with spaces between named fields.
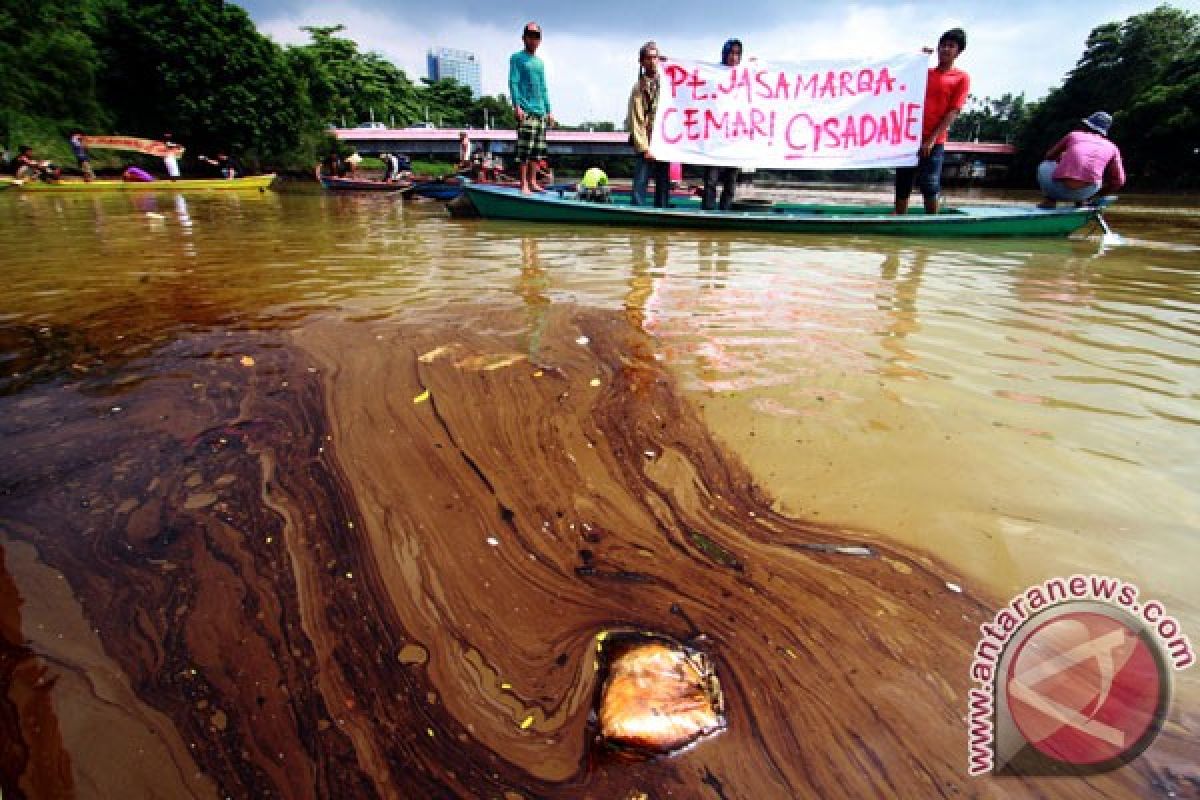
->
xmin=595 ymin=633 xmax=725 ymax=756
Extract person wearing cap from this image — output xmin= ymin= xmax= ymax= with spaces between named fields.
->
xmin=894 ymin=29 xmax=969 ymax=216
xmin=1036 ymin=111 xmax=1125 ymax=209
xmin=628 ymin=40 xmax=671 ymax=208
xmin=702 ymin=38 xmax=744 ymax=211
xmin=509 ymin=21 xmax=555 ymax=193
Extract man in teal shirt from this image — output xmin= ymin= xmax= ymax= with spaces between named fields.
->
xmin=509 ymin=21 xmax=555 ymax=193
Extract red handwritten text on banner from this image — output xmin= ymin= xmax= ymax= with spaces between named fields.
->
xmin=650 ymin=53 xmax=928 ymax=169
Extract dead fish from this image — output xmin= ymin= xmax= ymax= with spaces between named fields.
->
xmin=598 ymin=636 xmax=725 ymax=756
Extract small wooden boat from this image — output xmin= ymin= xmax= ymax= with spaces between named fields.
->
xmin=411 ymin=175 xmax=576 ymax=202
xmin=320 ymin=176 xmax=410 ymax=193
xmin=410 ymin=176 xmax=469 ymax=201
xmin=461 ymin=185 xmax=1101 ymax=238
xmin=11 ymin=174 xmax=277 ymax=192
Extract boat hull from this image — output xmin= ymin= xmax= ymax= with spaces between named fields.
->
xmin=411 ymin=179 xmax=467 ymax=201
xmin=12 ymin=175 xmax=277 ymax=192
xmin=462 ymin=185 xmax=1097 ymax=237
xmin=411 ymin=179 xmax=575 ymax=202
xmin=320 ymin=176 xmax=409 ymax=192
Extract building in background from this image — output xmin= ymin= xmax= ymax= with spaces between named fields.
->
xmin=426 ymin=47 xmax=482 ymax=98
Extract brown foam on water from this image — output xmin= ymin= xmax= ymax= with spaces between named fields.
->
xmin=0 ymin=305 xmax=1190 ymax=797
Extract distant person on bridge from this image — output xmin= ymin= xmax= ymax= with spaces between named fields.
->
xmin=1036 ymin=111 xmax=1125 ymax=209
xmin=627 ymin=40 xmax=671 ymax=208
xmin=509 ymin=21 xmax=555 ymax=193
xmin=894 ymin=28 xmax=970 ymax=216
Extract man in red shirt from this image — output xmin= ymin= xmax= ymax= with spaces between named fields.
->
xmin=894 ymin=28 xmax=969 ymax=215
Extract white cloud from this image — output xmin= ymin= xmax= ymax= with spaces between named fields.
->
xmin=254 ymin=2 xmax=1200 ymax=126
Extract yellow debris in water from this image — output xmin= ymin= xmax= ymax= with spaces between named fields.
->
xmin=239 ymin=355 xmax=255 ymax=367
xmin=413 ymin=389 xmax=430 ymax=404
xmin=520 ymin=714 xmax=534 ymax=730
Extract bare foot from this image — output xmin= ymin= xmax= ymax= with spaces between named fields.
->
xmin=530 ymin=183 xmax=544 ymax=193
xmin=520 ymin=184 xmax=532 ymax=195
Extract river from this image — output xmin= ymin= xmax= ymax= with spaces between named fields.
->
xmin=0 ymin=185 xmax=1196 ymax=798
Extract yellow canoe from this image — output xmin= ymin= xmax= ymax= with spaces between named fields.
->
xmin=6 ymin=174 xmax=276 ymax=192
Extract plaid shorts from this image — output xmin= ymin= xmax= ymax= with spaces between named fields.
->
xmin=515 ymin=114 xmax=547 ymax=162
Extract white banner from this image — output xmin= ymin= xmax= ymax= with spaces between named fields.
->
xmin=80 ymin=136 xmax=185 ymax=158
xmin=650 ymin=53 xmax=928 ymax=169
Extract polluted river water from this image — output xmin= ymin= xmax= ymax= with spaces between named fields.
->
xmin=0 ymin=186 xmax=1197 ymax=798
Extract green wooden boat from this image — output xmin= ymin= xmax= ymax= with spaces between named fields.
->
xmin=462 ymin=185 xmax=1100 ymax=238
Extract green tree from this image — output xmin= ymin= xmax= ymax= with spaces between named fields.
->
xmin=950 ymin=93 xmax=1028 ymax=143
xmin=94 ymin=0 xmax=321 ymax=167
xmin=468 ymin=94 xmax=517 ymax=131
xmin=1014 ymin=4 xmax=1199 ymax=187
xmin=1120 ymin=40 xmax=1200 ymax=187
xmin=0 ymin=0 xmax=110 ymax=158
xmin=419 ymin=78 xmax=473 ymax=128
xmin=292 ymin=25 xmax=421 ymax=127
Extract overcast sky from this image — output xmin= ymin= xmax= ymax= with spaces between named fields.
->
xmin=242 ymin=1 xmax=1200 ymax=125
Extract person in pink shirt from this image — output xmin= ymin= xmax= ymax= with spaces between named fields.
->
xmin=1037 ymin=111 xmax=1125 ymax=209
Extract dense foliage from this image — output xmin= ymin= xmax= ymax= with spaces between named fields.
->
xmin=0 ymin=0 xmax=516 ymax=172
xmin=1 ymin=1 xmax=1196 ymax=186
xmin=1011 ymin=5 xmax=1200 ymax=188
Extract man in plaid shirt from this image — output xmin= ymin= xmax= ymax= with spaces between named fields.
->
xmin=509 ymin=21 xmax=555 ymax=193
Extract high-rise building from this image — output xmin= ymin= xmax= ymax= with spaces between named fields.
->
xmin=426 ymin=47 xmax=482 ymax=99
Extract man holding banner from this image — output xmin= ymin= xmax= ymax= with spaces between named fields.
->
xmin=702 ymin=38 xmax=745 ymax=211
xmin=627 ymin=40 xmax=671 ymax=208
xmin=893 ymin=28 xmax=970 ymax=216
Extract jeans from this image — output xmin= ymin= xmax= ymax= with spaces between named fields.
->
xmin=702 ymin=166 xmax=739 ymax=210
xmin=894 ymin=143 xmax=945 ymax=205
xmin=632 ymin=157 xmax=671 ymax=207
xmin=1037 ymin=161 xmax=1100 ymax=202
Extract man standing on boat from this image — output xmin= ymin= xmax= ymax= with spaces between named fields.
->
xmin=701 ymin=38 xmax=744 ymax=211
xmin=894 ymin=28 xmax=969 ymax=216
xmin=68 ymin=131 xmax=95 ymax=182
xmin=162 ymin=133 xmax=182 ymax=181
xmin=627 ymin=40 xmax=671 ymax=208
xmin=509 ymin=21 xmax=554 ymax=194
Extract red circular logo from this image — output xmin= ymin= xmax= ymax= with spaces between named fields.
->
xmin=1005 ymin=610 xmax=1164 ymax=765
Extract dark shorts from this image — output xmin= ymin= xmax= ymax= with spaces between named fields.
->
xmin=516 ymin=114 xmax=547 ymax=162
xmin=894 ymin=143 xmax=945 ymax=202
